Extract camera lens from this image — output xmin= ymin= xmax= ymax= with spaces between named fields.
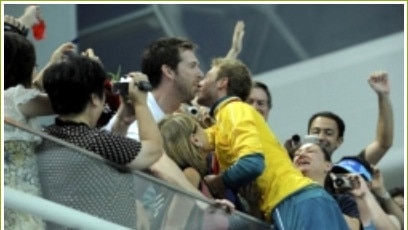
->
xmin=188 ymin=106 xmax=198 ymax=115
xmin=334 ymin=178 xmax=344 ymax=187
xmin=291 ymin=134 xmax=301 ymax=143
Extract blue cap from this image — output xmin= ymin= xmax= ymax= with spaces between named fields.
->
xmin=332 ymin=159 xmax=372 ymax=182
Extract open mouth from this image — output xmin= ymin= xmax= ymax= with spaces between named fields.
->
xmin=295 ymin=159 xmax=310 ymax=167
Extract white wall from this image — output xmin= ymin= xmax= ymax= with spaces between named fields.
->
xmin=4 ymin=4 xmax=77 ymax=68
xmin=255 ymin=32 xmax=405 ymax=189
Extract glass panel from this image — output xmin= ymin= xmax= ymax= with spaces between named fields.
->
xmin=4 ymin=121 xmax=270 ymax=229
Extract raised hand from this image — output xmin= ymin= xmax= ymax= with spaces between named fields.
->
xmin=19 ymin=5 xmax=41 ymax=28
xmin=345 ymin=174 xmax=369 ymax=198
xmin=49 ymin=42 xmax=76 ymax=64
xmin=127 ymin=72 xmax=149 ymax=106
xmin=32 ymin=42 xmax=76 ymax=90
xmin=368 ymin=70 xmax=390 ymax=95
xmin=225 ymin=21 xmax=245 ymax=59
xmin=81 ymin=48 xmax=101 ymax=63
xmin=231 ymin=21 xmax=245 ymax=54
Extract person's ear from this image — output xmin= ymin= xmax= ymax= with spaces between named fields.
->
xmin=217 ymin=77 xmax=228 ymax=89
xmin=336 ymin=136 xmax=344 ymax=147
xmin=90 ymin=93 xmax=99 ymax=106
xmin=337 ymin=137 xmax=344 ymax=146
xmin=161 ymin=64 xmax=175 ymax=80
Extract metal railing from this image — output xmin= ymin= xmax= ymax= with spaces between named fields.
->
xmin=4 ymin=118 xmax=270 ymax=229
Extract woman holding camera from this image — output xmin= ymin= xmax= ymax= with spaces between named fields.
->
xmin=331 ymin=157 xmax=401 ymax=230
xmin=42 ymin=53 xmax=163 ymax=170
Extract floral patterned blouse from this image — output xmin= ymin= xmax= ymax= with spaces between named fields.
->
xmin=4 ymin=84 xmax=43 ymax=143
xmin=4 ymin=84 xmax=45 ymax=229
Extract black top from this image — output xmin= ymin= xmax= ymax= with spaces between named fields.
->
xmin=44 ymin=118 xmax=141 ymax=166
xmin=332 ymin=193 xmax=360 ymax=218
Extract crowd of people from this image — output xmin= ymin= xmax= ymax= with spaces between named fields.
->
xmin=4 ymin=5 xmax=404 ymax=230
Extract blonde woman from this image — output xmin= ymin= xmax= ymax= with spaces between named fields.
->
xmin=158 ymin=113 xmax=213 ymax=197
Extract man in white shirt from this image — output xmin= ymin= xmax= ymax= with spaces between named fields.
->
xmin=106 ymin=21 xmax=245 ymax=194
xmin=105 ymin=38 xmax=204 ymax=195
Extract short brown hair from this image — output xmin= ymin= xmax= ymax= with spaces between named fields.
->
xmin=212 ymin=58 xmax=252 ymax=101
xmin=141 ymin=37 xmax=197 ymax=88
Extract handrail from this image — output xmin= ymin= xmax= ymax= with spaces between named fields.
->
xmin=4 ymin=117 xmax=270 ymax=226
xmin=4 ymin=116 xmax=129 ymax=172
xmin=4 ymin=187 xmax=131 ymax=230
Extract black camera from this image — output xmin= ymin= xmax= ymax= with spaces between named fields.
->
xmin=290 ymin=134 xmax=319 ymax=149
xmin=136 ymin=81 xmax=152 ymax=92
xmin=187 ymin=105 xmax=199 ymax=116
xmin=111 ymin=76 xmax=152 ymax=95
xmin=333 ymin=174 xmax=354 ymax=191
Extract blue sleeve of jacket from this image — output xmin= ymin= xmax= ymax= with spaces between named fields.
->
xmin=222 ymin=153 xmax=265 ymax=190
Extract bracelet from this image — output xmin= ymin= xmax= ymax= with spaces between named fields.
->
xmin=4 ymin=15 xmax=29 ymax=37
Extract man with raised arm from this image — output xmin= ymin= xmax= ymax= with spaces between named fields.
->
xmin=307 ymin=71 xmax=393 ymax=165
